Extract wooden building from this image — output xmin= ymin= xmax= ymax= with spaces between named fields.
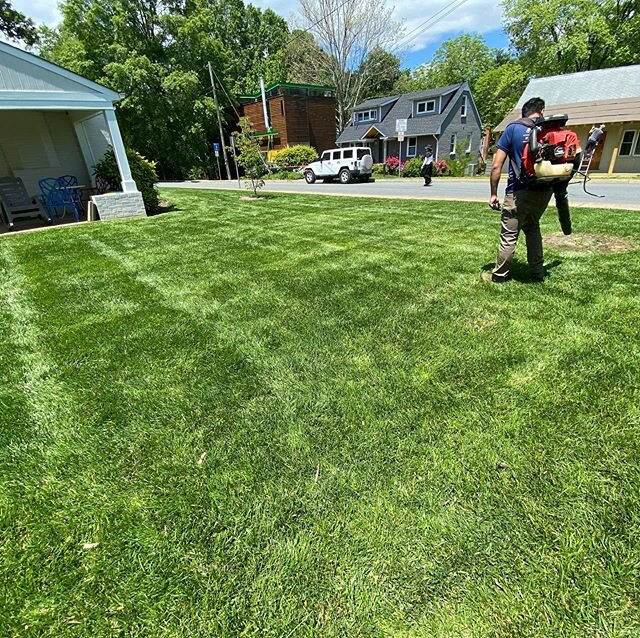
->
xmin=496 ymin=65 xmax=640 ymax=173
xmin=238 ymin=83 xmax=336 ymax=157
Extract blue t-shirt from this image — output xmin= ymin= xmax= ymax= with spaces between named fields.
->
xmin=496 ymin=122 xmax=531 ymax=193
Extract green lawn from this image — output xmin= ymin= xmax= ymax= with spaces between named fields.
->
xmin=1 ymin=189 xmax=640 ymax=637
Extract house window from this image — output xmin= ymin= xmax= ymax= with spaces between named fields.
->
xmin=466 ymin=133 xmax=472 ymax=153
xmin=407 ymin=137 xmax=417 ymax=156
xmin=620 ymin=130 xmax=637 ymax=156
xmin=450 ymin=133 xmax=457 ymax=155
xmin=416 ymin=100 xmax=436 ymax=115
xmin=356 ymin=110 xmax=376 ymax=123
xmin=461 ymin=95 xmax=467 ymax=118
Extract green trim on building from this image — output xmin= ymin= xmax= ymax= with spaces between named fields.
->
xmin=239 ymin=82 xmax=335 ymax=101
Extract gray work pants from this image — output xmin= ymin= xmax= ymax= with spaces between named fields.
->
xmin=492 ymin=189 xmax=553 ymax=280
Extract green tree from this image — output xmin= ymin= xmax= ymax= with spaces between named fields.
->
xmin=474 ymin=61 xmax=529 ymax=127
xmin=359 ymin=47 xmax=402 ymax=98
xmin=39 ymin=0 xmax=289 ymax=179
xmin=0 ymin=0 xmax=37 ymax=45
xmin=282 ymin=30 xmax=332 ymax=85
xmin=503 ymin=0 xmax=640 ymax=73
xmin=414 ymin=34 xmax=495 ymax=91
xmin=233 ymin=116 xmax=267 ymax=196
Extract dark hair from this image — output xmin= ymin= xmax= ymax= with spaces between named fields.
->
xmin=426 ymin=146 xmax=433 ymax=152
xmin=522 ymin=97 xmax=545 ymax=118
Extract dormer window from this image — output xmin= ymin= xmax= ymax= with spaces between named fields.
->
xmin=415 ymin=99 xmax=436 ymax=115
xmin=461 ymin=95 xmax=468 ymax=117
xmin=356 ymin=109 xmax=377 ymax=123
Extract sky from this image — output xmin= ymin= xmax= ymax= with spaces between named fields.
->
xmin=11 ymin=0 xmax=509 ymax=70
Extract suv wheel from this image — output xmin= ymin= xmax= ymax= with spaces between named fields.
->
xmin=339 ymin=168 xmax=352 ymax=184
xmin=304 ymin=170 xmax=316 ymax=184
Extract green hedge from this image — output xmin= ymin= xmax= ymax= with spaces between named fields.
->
xmin=94 ymin=148 xmax=160 ymax=213
xmin=402 ymin=157 xmax=423 ymax=177
xmin=272 ymin=145 xmax=317 ymax=169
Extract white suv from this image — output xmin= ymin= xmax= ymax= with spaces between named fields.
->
xmin=304 ymin=147 xmax=374 ymax=184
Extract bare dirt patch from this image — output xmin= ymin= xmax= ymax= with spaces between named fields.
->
xmin=544 ymin=232 xmax=634 ymax=253
xmin=239 ymin=196 xmax=266 ymax=201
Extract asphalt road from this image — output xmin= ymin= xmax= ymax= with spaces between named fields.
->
xmin=159 ymin=177 xmax=640 ymax=210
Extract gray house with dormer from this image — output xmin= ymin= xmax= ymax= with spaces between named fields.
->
xmin=336 ymin=82 xmax=483 ymax=164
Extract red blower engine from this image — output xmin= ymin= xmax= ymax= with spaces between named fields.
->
xmin=519 ymin=114 xmax=582 ymax=184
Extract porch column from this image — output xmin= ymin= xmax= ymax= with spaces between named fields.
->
xmin=104 ymin=108 xmax=138 ymax=193
xmin=383 ymin=138 xmax=388 ymax=162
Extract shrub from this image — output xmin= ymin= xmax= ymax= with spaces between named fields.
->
xmin=385 ymin=155 xmax=401 ymax=173
xmin=94 ymin=148 xmax=160 ymax=213
xmin=447 ymin=142 xmax=473 ymax=177
xmin=264 ymin=170 xmax=303 ymax=180
xmin=272 ymin=145 xmax=317 ymax=169
xmin=402 ymin=157 xmax=423 ymax=178
xmin=434 ymin=159 xmax=450 ymax=176
xmin=372 ymin=163 xmax=386 ymax=175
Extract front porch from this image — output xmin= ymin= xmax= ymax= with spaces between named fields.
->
xmin=0 ymin=41 xmax=140 ymax=232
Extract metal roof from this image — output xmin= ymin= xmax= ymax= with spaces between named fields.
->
xmin=0 ymin=41 xmax=120 ymax=110
xmin=516 ymin=65 xmax=640 ymax=107
xmin=496 ymin=65 xmax=640 ymax=130
xmin=338 ymin=83 xmax=466 ymax=143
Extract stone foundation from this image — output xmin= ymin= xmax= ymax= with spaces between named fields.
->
xmin=90 ymin=191 xmax=146 ymax=220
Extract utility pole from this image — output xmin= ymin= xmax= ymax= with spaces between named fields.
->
xmin=208 ymin=61 xmax=232 ymax=180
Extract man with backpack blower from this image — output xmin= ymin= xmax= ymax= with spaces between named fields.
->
xmin=487 ymin=97 xmax=580 ymax=283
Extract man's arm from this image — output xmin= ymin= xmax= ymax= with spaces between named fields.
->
xmin=489 ymin=148 xmax=507 ymax=208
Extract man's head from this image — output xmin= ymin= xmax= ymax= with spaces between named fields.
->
xmin=521 ymin=97 xmax=545 ymax=118
xmin=425 ymin=146 xmax=433 ymax=155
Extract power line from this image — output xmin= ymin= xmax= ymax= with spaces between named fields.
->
xmin=392 ymin=0 xmax=471 ymax=55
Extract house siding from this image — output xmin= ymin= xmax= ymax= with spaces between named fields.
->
xmin=440 ymin=92 xmax=483 ymax=160
xmin=240 ymin=94 xmax=336 ymax=153
xmin=307 ymin=97 xmax=336 ymax=153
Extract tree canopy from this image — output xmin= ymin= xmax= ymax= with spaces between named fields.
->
xmin=0 ymin=0 xmax=38 ymax=45
xmin=40 ymin=0 xmax=288 ymax=179
xmin=503 ymin=0 xmax=640 ymax=74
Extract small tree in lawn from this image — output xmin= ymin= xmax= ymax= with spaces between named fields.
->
xmin=233 ymin=117 xmax=267 ymax=197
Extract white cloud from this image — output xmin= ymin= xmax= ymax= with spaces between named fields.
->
xmin=11 ymin=0 xmax=60 ymax=27
xmin=391 ymin=0 xmax=504 ymax=52
xmin=11 ymin=0 xmax=503 ymax=58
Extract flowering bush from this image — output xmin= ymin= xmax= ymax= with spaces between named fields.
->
xmin=385 ymin=155 xmax=401 ymax=172
xmin=434 ymin=159 xmax=450 ymax=176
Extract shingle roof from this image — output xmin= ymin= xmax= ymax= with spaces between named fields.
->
xmin=352 ymin=95 xmax=400 ymax=110
xmin=495 ymin=65 xmax=640 ymax=131
xmin=517 ymin=65 xmax=640 ymax=106
xmin=338 ymin=83 xmax=465 ymax=143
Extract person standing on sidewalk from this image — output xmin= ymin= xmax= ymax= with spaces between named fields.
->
xmin=421 ymin=146 xmax=434 ymax=186
xmin=487 ymin=97 xmax=554 ymax=283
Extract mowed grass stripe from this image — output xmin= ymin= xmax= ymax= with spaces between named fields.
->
xmin=1 ymin=189 xmax=639 ymax=636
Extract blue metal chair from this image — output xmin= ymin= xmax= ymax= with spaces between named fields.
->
xmin=57 ymin=175 xmax=82 ymax=205
xmin=38 ymin=178 xmax=82 ymax=223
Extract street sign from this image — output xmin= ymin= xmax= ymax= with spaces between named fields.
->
xmin=396 ymin=118 xmax=408 ymax=133
xmin=213 ymin=142 xmax=221 ymax=157
xmin=397 ymin=131 xmax=405 ymax=142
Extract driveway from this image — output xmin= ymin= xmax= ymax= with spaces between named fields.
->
xmin=159 ymin=177 xmax=640 ymax=210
